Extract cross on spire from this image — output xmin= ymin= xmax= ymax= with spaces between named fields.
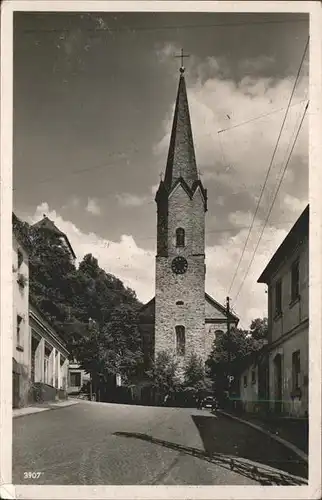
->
xmin=175 ymin=48 xmax=190 ymax=74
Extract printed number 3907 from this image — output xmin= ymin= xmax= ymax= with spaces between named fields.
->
xmin=24 ymin=472 xmax=43 ymax=479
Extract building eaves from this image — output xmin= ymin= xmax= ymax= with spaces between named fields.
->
xmin=29 ymin=299 xmax=69 ymax=355
xmin=257 ymin=205 xmax=309 ymax=284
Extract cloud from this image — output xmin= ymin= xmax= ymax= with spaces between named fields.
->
xmin=86 ymin=198 xmax=101 ymax=215
xmin=205 ymin=224 xmax=290 ymax=327
xmin=24 ymin=202 xmax=300 ymax=329
xmin=283 ymin=194 xmax=307 ymax=213
xmin=62 ymin=196 xmax=80 ymax=210
xmin=115 ymin=185 xmax=158 ymax=208
xmin=27 ymin=204 xmax=155 ymax=303
xmin=21 ymin=50 xmax=309 ymax=332
xmin=228 ymin=210 xmax=254 ymax=228
xmin=116 ymin=193 xmax=149 ymax=208
xmin=151 ymin=46 xmax=308 ymax=326
xmin=239 ymin=55 xmax=276 ymax=73
xmin=154 ymin=49 xmax=308 ymax=214
xmin=151 ymin=184 xmax=159 ymax=196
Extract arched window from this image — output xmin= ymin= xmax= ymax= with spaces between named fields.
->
xmin=176 ymin=228 xmax=185 ymax=247
xmin=176 ymin=300 xmax=184 ymax=306
xmin=175 ymin=325 xmax=185 ymax=356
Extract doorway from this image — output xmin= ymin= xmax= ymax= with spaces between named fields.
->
xmin=274 ymin=354 xmax=283 ymax=414
xmin=12 ymin=371 xmax=20 ymax=408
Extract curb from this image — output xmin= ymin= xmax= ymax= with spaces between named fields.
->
xmin=13 ymin=400 xmax=79 ymax=419
xmin=218 ymin=410 xmax=308 ymax=464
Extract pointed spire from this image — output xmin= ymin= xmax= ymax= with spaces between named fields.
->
xmin=163 ymin=70 xmax=198 ymax=190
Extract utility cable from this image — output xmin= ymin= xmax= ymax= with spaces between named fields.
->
xmin=218 ymin=99 xmax=307 ymax=134
xmin=232 ymin=100 xmax=309 ymax=305
xmin=23 ymin=18 xmax=308 ymax=35
xmin=227 ymin=36 xmax=309 ymax=296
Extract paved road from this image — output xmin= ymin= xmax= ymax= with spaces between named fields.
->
xmin=13 ymin=401 xmax=308 ymax=485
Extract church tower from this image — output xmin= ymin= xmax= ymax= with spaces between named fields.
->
xmin=154 ymin=64 xmax=208 ymax=366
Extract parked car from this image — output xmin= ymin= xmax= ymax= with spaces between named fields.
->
xmin=201 ymin=395 xmax=218 ymax=411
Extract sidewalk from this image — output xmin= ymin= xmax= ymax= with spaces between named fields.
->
xmin=13 ymin=399 xmax=79 ymax=418
xmin=218 ymin=410 xmax=308 ymax=462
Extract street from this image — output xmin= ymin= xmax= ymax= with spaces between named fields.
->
xmin=13 ymin=401 xmax=308 ymax=485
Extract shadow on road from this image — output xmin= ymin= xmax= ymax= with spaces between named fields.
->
xmin=113 ymin=431 xmax=307 ymax=485
xmin=191 ymin=414 xmax=308 ymax=480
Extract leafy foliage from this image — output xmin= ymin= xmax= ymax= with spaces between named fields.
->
xmin=98 ymin=306 xmax=143 ymax=384
xmin=183 ymin=353 xmax=207 ymax=393
xmin=13 ymin=214 xmax=143 ymax=396
xmin=206 ymin=319 xmax=268 ymax=395
xmin=13 ymin=214 xmax=76 ymax=329
xmin=146 ymin=350 xmax=181 ymax=396
xmin=249 ymin=317 xmax=268 ymax=340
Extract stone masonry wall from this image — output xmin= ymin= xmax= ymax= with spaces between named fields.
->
xmin=155 ymin=184 xmax=206 ymax=366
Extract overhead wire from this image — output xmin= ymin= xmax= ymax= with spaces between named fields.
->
xmin=134 ymin=219 xmax=297 ymax=242
xmin=227 ymin=35 xmax=309 ymax=296
xmin=22 ymin=17 xmax=308 ymax=35
xmin=232 ymin=100 xmax=309 ymax=305
xmin=217 ymin=99 xmax=307 ymax=134
xmin=14 ymin=97 xmax=307 ymax=192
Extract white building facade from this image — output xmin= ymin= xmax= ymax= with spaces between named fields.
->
xmin=258 ymin=206 xmax=309 ymax=418
xmin=12 ymin=224 xmax=70 ymax=408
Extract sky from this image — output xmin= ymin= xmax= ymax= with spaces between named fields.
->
xmin=13 ymin=11 xmax=309 ymax=328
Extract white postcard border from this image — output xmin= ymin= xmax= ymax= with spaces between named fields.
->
xmin=1 ymin=1 xmax=321 ymax=499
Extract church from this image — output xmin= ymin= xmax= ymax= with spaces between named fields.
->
xmin=139 ymin=62 xmax=239 ymax=372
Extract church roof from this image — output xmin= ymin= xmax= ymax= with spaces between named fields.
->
xmin=163 ymin=71 xmax=198 ymax=191
xmin=205 ymin=293 xmax=239 ymax=324
xmin=32 ymin=215 xmax=76 ymax=260
xmin=139 ymin=293 xmax=239 ymax=325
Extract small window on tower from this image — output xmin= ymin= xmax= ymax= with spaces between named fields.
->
xmin=176 ymin=228 xmax=185 ymax=247
xmin=176 ymin=300 xmax=184 ymax=306
xmin=175 ymin=325 xmax=185 ymax=356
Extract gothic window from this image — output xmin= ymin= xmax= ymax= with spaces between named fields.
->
xmin=176 ymin=228 xmax=185 ymax=247
xmin=175 ymin=325 xmax=185 ymax=356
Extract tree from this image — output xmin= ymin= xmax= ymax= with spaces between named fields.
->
xmin=13 ymin=215 xmax=144 ymax=396
xmin=13 ymin=215 xmax=77 ymax=334
xmin=249 ymin=318 xmax=268 ymax=340
xmin=71 ymin=253 xmax=140 ymax=328
xmin=68 ymin=318 xmax=105 ymax=399
xmin=183 ymin=353 xmax=206 ymax=393
xmin=206 ymin=320 xmax=267 ymax=398
xmin=99 ymin=305 xmax=144 ymax=385
xmin=146 ymin=351 xmax=181 ymax=398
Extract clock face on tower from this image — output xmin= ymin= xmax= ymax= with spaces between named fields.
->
xmin=171 ymin=256 xmax=188 ymax=275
